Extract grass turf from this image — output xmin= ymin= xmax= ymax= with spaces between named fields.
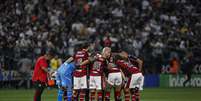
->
xmin=0 ymin=88 xmax=201 ymax=101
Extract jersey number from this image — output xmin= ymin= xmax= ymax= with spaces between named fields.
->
xmin=93 ymin=61 xmax=101 ymax=70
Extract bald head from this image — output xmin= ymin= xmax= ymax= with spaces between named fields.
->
xmin=102 ymin=47 xmax=111 ymax=59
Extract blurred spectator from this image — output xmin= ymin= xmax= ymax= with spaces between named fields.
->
xmin=16 ymin=57 xmax=32 ymax=89
xmin=0 ymin=0 xmax=201 ymax=75
xmin=50 ymin=55 xmax=62 ymax=71
xmin=182 ymin=52 xmax=195 ymax=87
xmin=169 ymin=57 xmax=180 ymax=74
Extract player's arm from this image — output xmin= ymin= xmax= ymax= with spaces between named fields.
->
xmin=41 ymin=66 xmax=49 ymax=73
xmin=136 ymin=58 xmax=143 ymax=72
xmin=80 ymin=56 xmax=96 ymax=66
xmin=65 ymin=57 xmax=74 ymax=63
xmin=128 ymin=54 xmax=143 ymax=71
xmin=120 ymin=69 xmax=126 ymax=81
xmin=80 ymin=60 xmax=90 ymax=66
xmin=40 ymin=60 xmax=50 ymax=75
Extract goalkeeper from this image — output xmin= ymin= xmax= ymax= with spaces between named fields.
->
xmin=55 ymin=62 xmax=76 ymax=101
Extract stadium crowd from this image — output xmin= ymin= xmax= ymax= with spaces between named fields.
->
xmin=0 ymin=0 xmax=201 ymax=74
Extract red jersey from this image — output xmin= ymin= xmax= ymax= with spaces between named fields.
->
xmin=32 ymin=56 xmax=48 ymax=83
xmin=107 ymin=62 xmax=121 ymax=73
xmin=116 ymin=60 xmax=140 ymax=75
xmin=73 ymin=49 xmax=89 ymax=77
xmin=90 ymin=54 xmax=107 ymax=76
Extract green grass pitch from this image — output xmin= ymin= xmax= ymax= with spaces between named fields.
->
xmin=0 ymin=88 xmax=201 ymax=101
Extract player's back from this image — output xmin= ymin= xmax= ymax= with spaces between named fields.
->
xmin=74 ymin=49 xmax=89 ymax=69
xmin=116 ymin=60 xmax=140 ymax=74
xmin=57 ymin=62 xmax=75 ymax=76
xmin=90 ymin=53 xmax=107 ymax=75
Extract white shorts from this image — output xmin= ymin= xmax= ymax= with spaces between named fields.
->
xmin=73 ymin=75 xmax=87 ymax=89
xmin=89 ymin=76 xmax=102 ymax=90
xmin=129 ymin=73 xmax=143 ymax=89
xmin=107 ymin=72 xmax=122 ymax=86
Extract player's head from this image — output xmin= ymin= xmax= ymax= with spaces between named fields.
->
xmin=119 ymin=51 xmax=129 ymax=59
xmin=128 ymin=55 xmax=138 ymax=63
xmin=45 ymin=48 xmax=55 ymax=60
xmin=112 ymin=54 xmax=124 ymax=62
xmin=87 ymin=42 xmax=95 ymax=52
xmin=102 ymin=47 xmax=111 ymax=59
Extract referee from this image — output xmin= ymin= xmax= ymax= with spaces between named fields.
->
xmin=32 ymin=49 xmax=54 ymax=101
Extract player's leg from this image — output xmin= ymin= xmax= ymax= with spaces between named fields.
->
xmin=60 ymin=72 xmax=74 ymax=101
xmin=139 ymin=74 xmax=144 ymax=91
xmin=89 ymin=76 xmax=96 ymax=101
xmin=114 ymin=86 xmax=122 ymax=101
xmin=183 ymin=73 xmax=191 ymax=87
xmin=60 ymin=74 xmax=68 ymax=101
xmin=130 ymin=87 xmax=140 ymax=101
xmin=57 ymin=89 xmax=63 ymax=101
xmin=66 ymin=79 xmax=73 ymax=101
xmin=80 ymin=75 xmax=87 ymax=101
xmin=124 ymin=77 xmax=131 ymax=101
xmin=105 ymin=73 xmax=114 ymax=101
xmin=114 ymin=72 xmax=123 ymax=101
xmin=56 ymin=73 xmax=63 ymax=101
xmin=33 ymin=81 xmax=45 ymax=101
xmin=73 ymin=76 xmax=79 ymax=101
xmin=104 ymin=81 xmax=112 ymax=101
xmin=129 ymin=73 xmax=142 ymax=101
xmin=95 ymin=76 xmax=103 ymax=101
xmin=104 ymin=85 xmax=111 ymax=101
xmin=124 ymin=88 xmax=130 ymax=101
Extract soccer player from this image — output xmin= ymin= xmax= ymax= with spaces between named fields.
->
xmin=104 ymin=55 xmax=124 ymax=101
xmin=80 ymin=47 xmax=111 ymax=101
xmin=32 ymin=49 xmax=54 ymax=101
xmin=65 ymin=43 xmax=94 ymax=101
xmin=56 ymin=62 xmax=76 ymax=101
xmin=115 ymin=51 xmax=144 ymax=101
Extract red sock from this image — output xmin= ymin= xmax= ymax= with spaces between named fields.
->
xmin=135 ymin=90 xmax=140 ymax=101
xmin=80 ymin=91 xmax=85 ymax=101
xmin=34 ymin=90 xmax=41 ymax=101
xmin=90 ymin=92 xmax=95 ymax=101
xmin=115 ymin=91 xmax=121 ymax=100
xmin=72 ymin=91 xmax=78 ymax=101
xmin=124 ymin=90 xmax=130 ymax=101
xmin=105 ymin=91 xmax=110 ymax=101
xmin=132 ymin=93 xmax=136 ymax=101
xmin=97 ymin=91 xmax=103 ymax=100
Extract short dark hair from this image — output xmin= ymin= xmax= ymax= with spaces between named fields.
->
xmin=45 ymin=48 xmax=55 ymax=56
xmin=113 ymin=54 xmax=123 ymax=62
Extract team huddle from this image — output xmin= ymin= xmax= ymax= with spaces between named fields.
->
xmin=55 ymin=43 xmax=144 ymax=101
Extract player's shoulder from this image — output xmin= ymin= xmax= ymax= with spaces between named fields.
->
xmin=37 ymin=56 xmax=46 ymax=63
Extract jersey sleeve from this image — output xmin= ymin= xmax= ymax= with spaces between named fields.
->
xmin=88 ymin=56 xmax=96 ymax=62
xmin=88 ymin=53 xmax=99 ymax=62
xmin=116 ymin=60 xmax=127 ymax=69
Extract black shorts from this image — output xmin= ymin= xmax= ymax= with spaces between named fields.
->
xmin=33 ymin=81 xmax=46 ymax=89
